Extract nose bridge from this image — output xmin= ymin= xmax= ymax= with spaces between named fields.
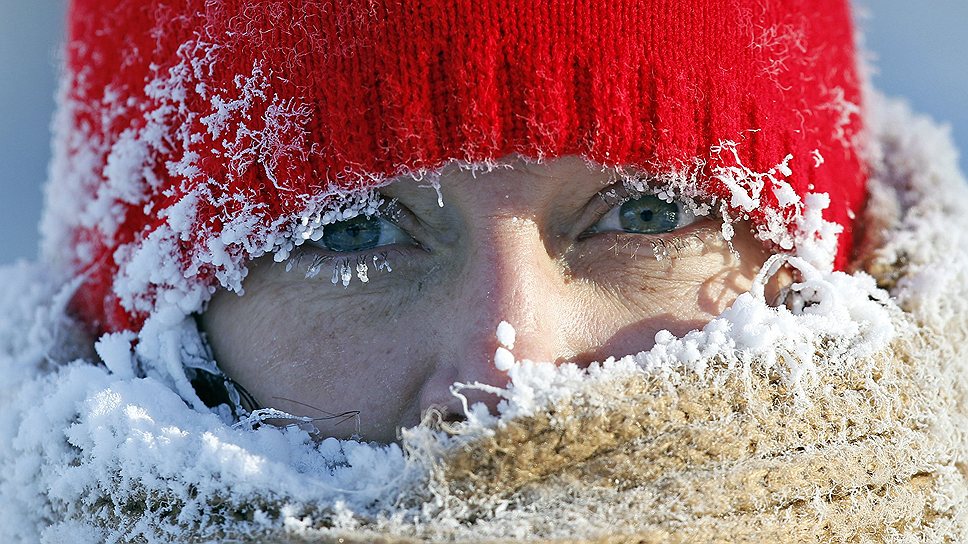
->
xmin=461 ymin=215 xmax=563 ymax=370
xmin=419 ymin=214 xmax=568 ymax=419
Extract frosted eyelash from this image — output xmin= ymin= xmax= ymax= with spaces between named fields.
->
xmin=649 ymin=234 xmax=706 ymax=261
xmin=619 ymin=179 xmax=716 ymax=218
xmin=284 ymin=250 xmax=394 ymax=286
xmin=604 ymin=227 xmax=722 ymax=262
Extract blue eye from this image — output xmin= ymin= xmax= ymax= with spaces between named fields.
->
xmin=589 ymin=194 xmax=696 ymax=235
xmin=312 ymin=214 xmax=412 ymax=253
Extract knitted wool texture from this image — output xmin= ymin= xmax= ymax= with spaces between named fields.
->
xmin=48 ymin=0 xmax=866 ymax=333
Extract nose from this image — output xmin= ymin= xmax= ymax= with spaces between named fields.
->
xmin=418 ymin=215 xmax=568 ymax=419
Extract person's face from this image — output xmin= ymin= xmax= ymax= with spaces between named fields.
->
xmin=199 ymin=155 xmax=772 ymax=443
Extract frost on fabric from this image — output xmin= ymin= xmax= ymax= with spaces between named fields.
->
xmin=706 ymin=141 xmax=843 ymax=271
xmin=41 ymin=38 xmax=368 ymax=322
xmin=14 ymin=61 xmax=968 ymax=540
xmin=0 ymin=212 xmax=909 ymax=543
xmin=39 ymin=26 xmax=856 ymax=409
xmin=103 ymin=44 xmax=323 ymax=313
xmin=451 ymin=254 xmax=894 ymax=429
xmin=860 ymin=93 xmax=968 ymax=332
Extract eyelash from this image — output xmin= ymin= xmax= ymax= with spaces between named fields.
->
xmin=574 ymin=181 xmax=721 ymax=261
xmin=285 ymin=247 xmax=397 ymax=285
xmin=289 ymin=182 xmax=718 ymax=276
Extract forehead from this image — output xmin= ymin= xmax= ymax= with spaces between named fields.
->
xmin=375 ymin=156 xmax=653 ymax=233
xmin=387 ymin=154 xmax=628 ymax=195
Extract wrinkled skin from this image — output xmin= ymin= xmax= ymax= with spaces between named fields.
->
xmin=200 ymin=155 xmax=775 ymax=442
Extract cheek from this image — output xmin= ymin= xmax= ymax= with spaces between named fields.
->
xmin=199 ymin=266 xmax=434 ymax=438
xmin=563 ymin=228 xmax=767 ymax=360
xmin=198 ymin=225 xmax=772 ymax=440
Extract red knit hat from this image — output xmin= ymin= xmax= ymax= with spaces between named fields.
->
xmin=45 ymin=0 xmax=866 ymax=335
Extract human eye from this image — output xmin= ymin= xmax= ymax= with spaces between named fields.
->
xmin=584 ymin=193 xmax=697 ymax=236
xmin=308 ymin=213 xmax=414 ymax=253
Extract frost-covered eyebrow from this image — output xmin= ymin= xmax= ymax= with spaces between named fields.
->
xmin=459 ymin=162 xmax=614 ymax=196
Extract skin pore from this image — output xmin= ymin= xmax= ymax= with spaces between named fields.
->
xmin=199 ymin=155 xmax=776 ymax=443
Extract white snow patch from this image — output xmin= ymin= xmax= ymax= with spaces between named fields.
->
xmin=496 ymin=321 xmax=516 ymax=350
xmin=494 ymin=347 xmax=515 ymax=372
xmin=94 ymin=331 xmax=136 ymax=379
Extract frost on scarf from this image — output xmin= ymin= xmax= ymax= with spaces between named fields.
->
xmin=0 ymin=261 xmax=899 ymax=542
xmin=3 ymin=96 xmax=967 ymax=542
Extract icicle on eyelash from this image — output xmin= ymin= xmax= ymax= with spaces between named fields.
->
xmin=651 ymin=239 xmax=670 ymax=261
xmin=283 ymin=249 xmax=392 ymax=286
xmin=649 ymin=236 xmax=688 ymax=261
xmin=332 ymin=259 xmax=353 ymax=286
xmin=606 ymin=234 xmax=682 ymax=262
xmin=373 ymin=252 xmax=392 ymax=272
xmin=603 ymin=226 xmax=723 ymax=263
xmin=306 ymin=254 xmax=329 ymax=279
xmin=327 ymin=253 xmax=393 ymax=287
xmin=329 ymin=261 xmax=340 ymax=285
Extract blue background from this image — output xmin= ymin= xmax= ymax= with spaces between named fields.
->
xmin=1 ymin=1 xmax=966 ymax=264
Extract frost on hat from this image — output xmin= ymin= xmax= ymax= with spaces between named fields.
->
xmin=43 ymin=0 xmax=866 ymax=334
